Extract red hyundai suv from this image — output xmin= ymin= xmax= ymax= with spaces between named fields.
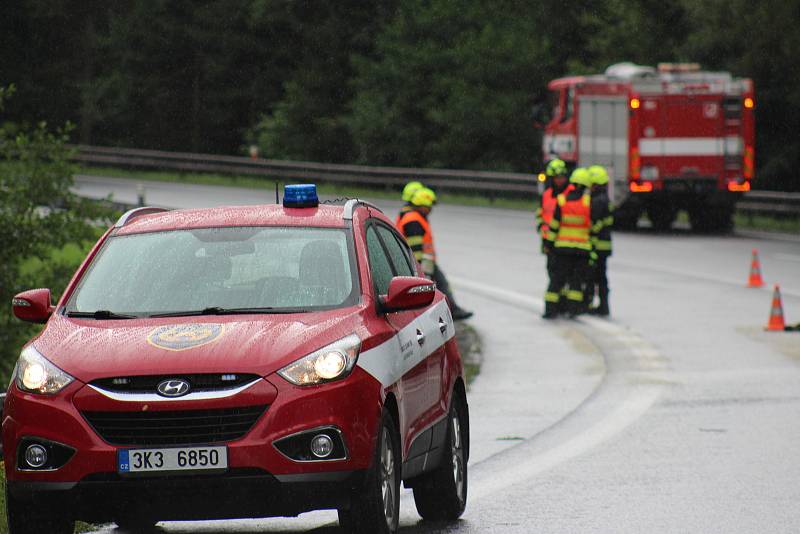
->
xmin=4 ymin=186 xmax=469 ymax=533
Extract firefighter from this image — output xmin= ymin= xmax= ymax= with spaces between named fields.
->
xmin=396 ymin=180 xmax=425 ymax=226
xmin=542 ymin=168 xmax=596 ymax=319
xmin=536 ymin=159 xmax=571 ymax=312
xmin=588 ymin=165 xmax=613 ymax=316
xmin=398 ymin=187 xmax=473 ymax=320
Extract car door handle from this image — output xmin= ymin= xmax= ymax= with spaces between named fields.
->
xmin=438 ymin=317 xmax=448 ymax=335
xmin=416 ymin=329 xmax=425 ymax=346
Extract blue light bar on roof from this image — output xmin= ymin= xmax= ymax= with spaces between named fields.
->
xmin=283 ymin=184 xmax=319 ymax=208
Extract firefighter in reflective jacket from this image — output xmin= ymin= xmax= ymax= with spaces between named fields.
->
xmin=397 ymin=188 xmax=473 ymax=320
xmin=542 ymin=168 xmax=597 ymax=318
xmin=587 ymin=165 xmax=613 ymax=316
xmin=396 ymin=180 xmax=424 ymax=226
xmin=536 ymin=159 xmax=572 ymax=310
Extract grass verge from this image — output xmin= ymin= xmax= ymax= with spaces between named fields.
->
xmin=455 ymin=323 xmax=482 ymax=388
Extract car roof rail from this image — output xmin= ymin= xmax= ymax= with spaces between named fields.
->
xmin=114 ymin=206 xmax=169 ymax=228
xmin=343 ymin=199 xmax=384 ymax=220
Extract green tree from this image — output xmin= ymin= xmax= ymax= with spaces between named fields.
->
xmin=249 ymin=0 xmax=396 ymax=162
xmin=346 ymin=0 xmax=593 ymax=171
xmin=0 ymin=86 xmax=112 ymax=382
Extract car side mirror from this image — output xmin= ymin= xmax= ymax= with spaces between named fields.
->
xmin=12 ymin=288 xmax=55 ymax=324
xmin=380 ymin=277 xmax=436 ymax=312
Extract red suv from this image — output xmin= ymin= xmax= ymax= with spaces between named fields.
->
xmin=4 ymin=186 xmax=469 ymax=534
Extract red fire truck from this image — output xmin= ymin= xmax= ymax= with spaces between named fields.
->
xmin=540 ymin=62 xmax=755 ymax=231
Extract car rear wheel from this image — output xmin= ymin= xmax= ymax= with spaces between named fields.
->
xmin=5 ymin=483 xmax=74 ymax=534
xmin=412 ymin=393 xmax=468 ymax=520
xmin=338 ymin=409 xmax=400 ymax=533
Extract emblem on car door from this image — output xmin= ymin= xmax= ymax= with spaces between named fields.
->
xmin=156 ymin=379 xmax=191 ymax=398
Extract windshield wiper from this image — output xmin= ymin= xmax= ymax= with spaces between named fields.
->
xmin=148 ymin=306 xmax=310 ymax=318
xmin=66 ymin=310 xmax=138 ymax=320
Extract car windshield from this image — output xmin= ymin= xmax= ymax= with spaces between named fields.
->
xmin=65 ymin=226 xmax=358 ymax=316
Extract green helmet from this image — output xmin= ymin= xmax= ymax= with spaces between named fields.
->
xmin=545 ymin=159 xmax=568 ymax=177
xmin=569 ymin=167 xmax=592 ymax=187
xmin=588 ymin=165 xmax=609 ymax=185
xmin=401 ymin=181 xmax=424 ymax=202
xmin=411 ymin=187 xmax=437 ymax=208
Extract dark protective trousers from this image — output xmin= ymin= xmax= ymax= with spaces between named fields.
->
xmin=432 ymin=264 xmax=459 ymax=311
xmin=588 ymin=255 xmax=610 ymax=314
xmin=544 ymin=253 xmax=589 ymax=316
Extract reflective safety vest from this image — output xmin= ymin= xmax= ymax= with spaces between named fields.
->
xmin=536 ymin=184 xmax=573 ymax=241
xmin=397 ymin=209 xmax=436 ymax=266
xmin=395 ymin=203 xmax=413 ymax=227
xmin=540 ymin=189 xmax=558 ymax=239
xmin=554 ymin=192 xmax=592 ymax=252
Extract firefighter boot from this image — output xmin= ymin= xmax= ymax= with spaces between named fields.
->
xmin=543 ymin=292 xmax=560 ymax=319
xmin=596 ymin=288 xmax=610 ymax=317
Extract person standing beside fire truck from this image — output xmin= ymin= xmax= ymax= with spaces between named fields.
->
xmin=536 ymin=159 xmax=571 ymax=311
xmin=542 ymin=168 xmax=597 ymax=319
xmin=587 ymin=165 xmax=613 ymax=316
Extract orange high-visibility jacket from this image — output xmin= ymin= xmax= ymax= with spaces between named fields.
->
xmin=397 ymin=209 xmax=436 ymax=268
xmin=550 ymin=191 xmax=592 ymax=253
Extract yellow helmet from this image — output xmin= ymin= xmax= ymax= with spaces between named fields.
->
xmin=545 ymin=159 xmax=568 ymax=177
xmin=401 ymin=181 xmax=424 ymax=202
xmin=410 ymin=187 xmax=437 ymax=208
xmin=569 ymin=167 xmax=592 ymax=187
xmin=588 ymin=165 xmax=609 ymax=185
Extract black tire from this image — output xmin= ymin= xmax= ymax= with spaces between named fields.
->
xmin=115 ymin=515 xmax=159 ymax=531
xmin=338 ymin=409 xmax=401 ymax=534
xmin=690 ymin=206 xmax=733 ymax=233
xmin=412 ymin=393 xmax=468 ymax=521
xmin=647 ymin=207 xmax=676 ymax=232
xmin=5 ymin=483 xmax=74 ymax=534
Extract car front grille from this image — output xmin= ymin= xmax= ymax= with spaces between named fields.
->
xmin=82 ymin=405 xmax=268 ymax=446
xmin=91 ymin=374 xmax=260 ymax=394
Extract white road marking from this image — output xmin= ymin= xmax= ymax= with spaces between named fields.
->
xmin=450 ymin=275 xmax=668 ymax=500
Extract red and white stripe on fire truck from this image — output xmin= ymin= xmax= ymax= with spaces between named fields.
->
xmin=638 ymin=136 xmax=744 ymax=157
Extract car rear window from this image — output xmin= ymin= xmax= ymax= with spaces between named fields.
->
xmin=66 ymin=227 xmax=359 ymax=316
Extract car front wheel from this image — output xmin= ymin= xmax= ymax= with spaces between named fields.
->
xmin=412 ymin=392 xmax=468 ymax=520
xmin=339 ymin=409 xmax=400 ymax=533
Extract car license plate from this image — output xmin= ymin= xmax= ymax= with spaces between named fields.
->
xmin=118 ymin=445 xmax=228 ymax=474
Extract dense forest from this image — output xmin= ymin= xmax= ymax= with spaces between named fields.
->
xmin=1 ymin=0 xmax=798 ymax=190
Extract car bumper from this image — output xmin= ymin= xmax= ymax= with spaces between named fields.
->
xmin=2 ymin=368 xmax=383 ymax=521
xmin=7 ymin=468 xmax=366 ymax=522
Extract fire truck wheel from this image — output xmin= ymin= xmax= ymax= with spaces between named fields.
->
xmin=689 ymin=206 xmax=733 ymax=233
xmin=647 ymin=207 xmax=676 ymax=232
xmin=412 ymin=393 xmax=468 ymax=520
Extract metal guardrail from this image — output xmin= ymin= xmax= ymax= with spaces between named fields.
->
xmin=738 ymin=190 xmax=800 ymax=218
xmin=70 ymin=145 xmax=800 ymax=217
xmin=69 ymin=144 xmax=538 ymax=196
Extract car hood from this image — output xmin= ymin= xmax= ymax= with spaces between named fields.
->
xmin=32 ymin=309 xmax=366 ymax=383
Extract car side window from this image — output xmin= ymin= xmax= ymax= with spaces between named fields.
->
xmin=376 ymin=225 xmax=415 ymax=277
xmin=366 ymin=226 xmax=394 ymax=296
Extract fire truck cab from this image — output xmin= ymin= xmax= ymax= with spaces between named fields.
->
xmin=541 ymin=62 xmax=755 ymax=231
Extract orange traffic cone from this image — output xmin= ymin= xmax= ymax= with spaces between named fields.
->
xmin=747 ymin=249 xmax=764 ymax=288
xmin=765 ymin=285 xmax=786 ymax=331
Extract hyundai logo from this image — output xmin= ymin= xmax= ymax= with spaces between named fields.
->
xmin=156 ymin=379 xmax=191 ymax=398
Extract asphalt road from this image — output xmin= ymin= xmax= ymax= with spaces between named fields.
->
xmin=75 ymin=176 xmax=800 ymax=533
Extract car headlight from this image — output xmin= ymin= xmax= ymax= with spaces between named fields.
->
xmin=15 ymin=345 xmax=74 ymax=395
xmin=278 ymin=334 xmax=361 ymax=386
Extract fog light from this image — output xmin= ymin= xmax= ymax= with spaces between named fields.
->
xmin=310 ymin=434 xmax=334 ymax=458
xmin=25 ymin=444 xmax=48 ymax=468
